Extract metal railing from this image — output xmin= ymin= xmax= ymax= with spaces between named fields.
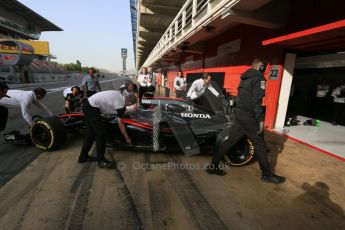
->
xmin=141 ymin=0 xmax=240 ymax=69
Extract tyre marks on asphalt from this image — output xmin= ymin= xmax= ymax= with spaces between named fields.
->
xmin=64 ymin=163 xmax=96 ymax=230
xmin=161 ymin=154 xmax=228 ymax=230
xmin=148 ymin=179 xmax=175 ymax=229
xmin=113 ymin=150 xmax=228 ymax=229
xmin=109 ymin=150 xmax=144 ymax=230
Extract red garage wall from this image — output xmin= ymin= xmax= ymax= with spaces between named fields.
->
xmin=163 ymin=25 xmax=285 ymax=128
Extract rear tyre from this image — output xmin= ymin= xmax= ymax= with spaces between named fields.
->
xmin=224 ymin=137 xmax=255 ymax=166
xmin=30 ymin=116 xmax=66 ymax=151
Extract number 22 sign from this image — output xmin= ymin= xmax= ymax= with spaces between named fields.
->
xmin=269 ymin=65 xmax=280 ymax=80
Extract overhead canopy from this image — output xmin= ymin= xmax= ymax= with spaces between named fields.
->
xmin=262 ymin=19 xmax=345 ymax=52
xmin=0 ymin=0 xmax=62 ymax=31
xmin=0 ymin=39 xmax=35 ymax=66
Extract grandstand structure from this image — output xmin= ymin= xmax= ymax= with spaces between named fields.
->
xmin=0 ymin=0 xmax=65 ymax=83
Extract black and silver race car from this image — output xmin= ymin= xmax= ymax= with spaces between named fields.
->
xmin=4 ymin=89 xmax=255 ymax=166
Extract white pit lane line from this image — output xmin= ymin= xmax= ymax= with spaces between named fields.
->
xmin=46 ymin=79 xmax=120 ymax=94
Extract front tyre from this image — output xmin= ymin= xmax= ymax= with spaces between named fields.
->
xmin=224 ymin=138 xmax=255 ymax=166
xmin=30 ymin=117 xmax=66 ymax=151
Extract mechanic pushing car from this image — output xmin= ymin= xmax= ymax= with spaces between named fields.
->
xmin=186 ymin=73 xmax=219 ymax=104
xmin=63 ymin=86 xmax=84 ymax=113
xmin=0 ymin=82 xmax=10 ymax=131
xmin=207 ymin=58 xmax=286 ymax=184
xmin=0 ymin=87 xmax=53 ymax=128
xmin=78 ymin=91 xmax=137 ymax=169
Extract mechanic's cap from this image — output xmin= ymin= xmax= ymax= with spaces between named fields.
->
xmin=0 ymin=81 xmax=10 ymax=98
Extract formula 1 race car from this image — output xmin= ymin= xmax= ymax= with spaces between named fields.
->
xmin=4 ymin=90 xmax=255 ymax=166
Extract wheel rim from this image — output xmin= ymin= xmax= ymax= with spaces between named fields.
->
xmin=31 ymin=122 xmax=53 ymax=149
xmin=224 ymin=138 xmax=254 ymax=166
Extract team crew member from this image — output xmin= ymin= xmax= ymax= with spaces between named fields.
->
xmin=78 ymin=91 xmax=137 ymax=168
xmin=82 ymin=68 xmax=101 ymax=97
xmin=314 ymin=80 xmax=330 ymax=119
xmin=186 ymin=73 xmax=219 ymax=102
xmin=173 ymin=70 xmax=187 ymax=98
xmin=147 ymin=67 xmax=157 ymax=87
xmin=119 ymin=80 xmax=138 ymax=97
xmin=331 ymin=82 xmax=345 ymax=126
xmin=0 ymin=87 xmax=53 ymax=126
xmin=207 ymin=59 xmax=285 ymax=184
xmin=136 ymin=67 xmax=152 ymax=103
xmin=63 ymin=86 xmax=84 ymax=113
xmin=0 ymin=82 xmax=10 ymax=131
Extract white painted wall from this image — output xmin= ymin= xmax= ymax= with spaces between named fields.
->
xmin=274 ymin=53 xmax=296 ymax=128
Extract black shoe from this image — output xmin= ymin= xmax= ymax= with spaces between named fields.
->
xmin=78 ymin=155 xmax=97 ymax=163
xmin=332 ymin=121 xmax=338 ymax=126
xmin=206 ymin=164 xmax=227 ymax=176
xmin=261 ymin=174 xmax=286 ymax=184
xmin=98 ymin=159 xmax=115 ymax=169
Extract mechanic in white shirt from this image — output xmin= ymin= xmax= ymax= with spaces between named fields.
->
xmin=0 ymin=82 xmax=10 ymax=131
xmin=173 ymin=70 xmax=187 ymax=98
xmin=0 ymin=87 xmax=53 ymax=127
xmin=316 ymin=81 xmax=330 ymax=98
xmin=78 ymin=90 xmax=137 ymax=169
xmin=331 ymin=82 xmax=345 ymax=125
xmin=186 ymin=73 xmax=219 ymax=102
xmin=136 ymin=67 xmax=152 ymax=103
xmin=313 ymin=80 xmax=330 ymax=119
xmin=147 ymin=67 xmax=157 ymax=87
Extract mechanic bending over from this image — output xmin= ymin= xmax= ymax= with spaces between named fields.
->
xmin=78 ymin=91 xmax=137 ymax=169
xmin=207 ymin=58 xmax=286 ymax=184
xmin=0 ymin=87 xmax=53 ymax=128
xmin=63 ymin=86 xmax=84 ymax=113
xmin=186 ymin=73 xmax=219 ymax=103
xmin=0 ymin=82 xmax=10 ymax=131
xmin=120 ymin=80 xmax=139 ymax=98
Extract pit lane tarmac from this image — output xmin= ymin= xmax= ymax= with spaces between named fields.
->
xmin=0 ymin=132 xmax=344 ymax=230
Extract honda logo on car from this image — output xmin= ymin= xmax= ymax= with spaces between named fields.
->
xmin=181 ymin=113 xmax=211 ymax=119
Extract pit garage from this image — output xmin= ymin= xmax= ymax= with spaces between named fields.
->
xmin=266 ymin=19 xmax=345 ymax=159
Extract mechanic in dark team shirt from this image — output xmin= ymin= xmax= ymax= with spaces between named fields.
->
xmin=119 ymin=80 xmax=139 ymax=98
xmin=207 ymin=59 xmax=286 ymax=184
xmin=78 ymin=90 xmax=137 ymax=169
xmin=0 ymin=82 xmax=10 ymax=131
xmin=63 ymin=86 xmax=84 ymax=113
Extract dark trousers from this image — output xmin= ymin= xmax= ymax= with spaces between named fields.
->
xmin=313 ymin=97 xmax=327 ymax=119
xmin=0 ymin=105 xmax=8 ymax=131
xmin=138 ymin=86 xmax=147 ymax=104
xmin=332 ymin=102 xmax=344 ymax=124
xmin=212 ymin=109 xmax=271 ymax=176
xmin=87 ymin=90 xmax=97 ymax=98
xmin=175 ymin=90 xmax=185 ymax=98
xmin=79 ymin=100 xmax=107 ymax=161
